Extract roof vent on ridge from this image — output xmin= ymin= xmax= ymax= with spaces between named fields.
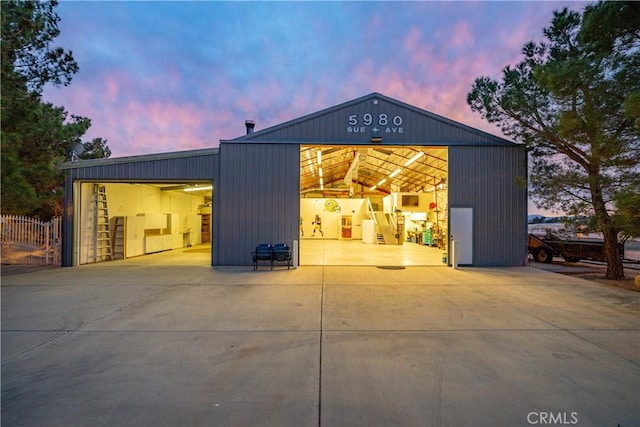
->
xmin=245 ymin=120 xmax=255 ymax=134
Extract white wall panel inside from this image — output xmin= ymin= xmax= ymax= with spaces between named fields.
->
xmin=78 ymin=182 xmax=208 ymax=264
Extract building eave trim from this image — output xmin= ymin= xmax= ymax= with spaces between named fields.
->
xmin=59 ymin=147 xmax=219 ymax=170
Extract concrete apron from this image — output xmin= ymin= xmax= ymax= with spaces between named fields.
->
xmin=2 ymin=256 xmax=639 ymax=426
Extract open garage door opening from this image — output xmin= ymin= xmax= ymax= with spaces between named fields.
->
xmin=74 ymin=181 xmax=212 ymax=265
xmin=299 ymin=145 xmax=449 ymax=266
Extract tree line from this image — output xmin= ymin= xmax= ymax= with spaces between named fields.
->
xmin=1 ymin=0 xmax=110 ymax=220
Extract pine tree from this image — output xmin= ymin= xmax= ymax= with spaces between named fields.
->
xmin=467 ymin=2 xmax=640 ymax=280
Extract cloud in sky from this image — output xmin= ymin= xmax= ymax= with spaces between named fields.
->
xmin=42 ymin=1 xmax=588 ymax=159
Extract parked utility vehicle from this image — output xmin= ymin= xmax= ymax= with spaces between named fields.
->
xmin=528 ymin=233 xmax=625 ymax=263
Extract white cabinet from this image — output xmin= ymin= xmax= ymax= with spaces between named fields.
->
xmin=144 ymin=213 xmax=167 ymax=230
xmin=362 ymin=220 xmax=377 ymax=244
xmin=145 ymin=235 xmax=163 ymax=253
xmin=168 ymin=214 xmax=178 ymax=233
xmin=162 ymin=234 xmax=173 ymax=251
xmin=125 ymin=215 xmax=145 ymax=257
xmin=127 ymin=238 xmax=144 ymax=257
xmin=132 ymin=214 xmax=187 ymax=255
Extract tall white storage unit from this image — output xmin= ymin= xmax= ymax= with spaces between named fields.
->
xmin=125 ymin=215 xmax=146 ymax=258
xmin=362 ymin=220 xmax=377 ymax=244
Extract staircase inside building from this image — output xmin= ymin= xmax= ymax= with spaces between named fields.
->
xmin=94 ymin=184 xmax=113 ymax=262
xmin=372 ymin=211 xmax=388 ymax=244
xmin=367 ymin=199 xmax=398 ymax=245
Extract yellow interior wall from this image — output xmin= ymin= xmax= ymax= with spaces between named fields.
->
xmin=79 ymin=183 xmax=206 ymax=264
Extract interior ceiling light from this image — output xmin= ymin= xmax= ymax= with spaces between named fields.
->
xmin=377 ymin=178 xmax=387 ymax=186
xmin=317 ymin=150 xmax=322 ymax=165
xmin=370 ymin=185 xmax=377 ymax=191
xmin=389 ymin=169 xmax=401 ymax=178
xmin=184 ymin=185 xmax=213 ymax=192
xmin=404 ymin=151 xmax=424 ymax=166
xmin=306 ymin=150 xmax=314 ymax=173
xmin=318 ymin=167 xmax=323 ymax=177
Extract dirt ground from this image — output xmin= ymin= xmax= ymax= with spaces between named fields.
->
xmin=529 ymin=256 xmax=640 ymax=293
xmin=565 ymin=268 xmax=640 ymax=293
xmin=574 ymin=274 xmax=640 ymax=292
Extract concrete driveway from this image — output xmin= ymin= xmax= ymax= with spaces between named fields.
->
xmin=2 ymin=250 xmax=639 ymax=426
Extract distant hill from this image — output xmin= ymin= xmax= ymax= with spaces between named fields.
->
xmin=527 ymin=215 xmax=565 ymax=224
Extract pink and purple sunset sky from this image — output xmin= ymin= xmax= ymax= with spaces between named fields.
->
xmin=43 ymin=1 xmax=588 ymax=213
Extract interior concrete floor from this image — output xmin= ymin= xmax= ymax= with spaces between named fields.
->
xmin=299 ymin=239 xmax=446 ymax=266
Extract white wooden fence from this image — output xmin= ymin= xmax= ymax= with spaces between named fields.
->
xmin=1 ymin=215 xmax=61 ymax=265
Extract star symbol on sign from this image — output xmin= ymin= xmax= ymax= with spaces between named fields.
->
xmin=372 ymin=127 xmax=380 ymax=133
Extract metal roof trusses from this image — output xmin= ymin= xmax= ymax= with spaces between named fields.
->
xmin=300 ymin=145 xmax=447 ymax=195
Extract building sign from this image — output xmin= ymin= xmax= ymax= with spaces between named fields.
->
xmin=346 ymin=113 xmax=404 ymax=134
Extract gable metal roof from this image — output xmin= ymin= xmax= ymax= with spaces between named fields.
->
xmin=57 ymin=93 xmax=516 ymax=195
xmin=225 ymin=92 xmax=514 ymax=146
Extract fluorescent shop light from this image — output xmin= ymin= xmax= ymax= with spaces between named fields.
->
xmin=184 ymin=185 xmax=213 ymax=192
xmin=404 ymin=152 xmax=424 ymax=166
xmin=306 ymin=150 xmax=314 ymax=173
xmin=389 ymin=169 xmax=401 ymax=178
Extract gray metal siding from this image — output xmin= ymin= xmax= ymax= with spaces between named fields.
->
xmin=233 ymin=93 xmax=512 ymax=146
xmin=448 ymin=145 xmax=528 ymax=266
xmin=61 ymin=151 xmax=220 ymax=266
xmin=63 ymin=154 xmax=218 ymax=181
xmin=252 ymin=101 xmax=491 ymax=144
xmin=213 ymin=143 xmax=300 ymax=266
xmin=61 ymin=174 xmax=75 ymax=266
